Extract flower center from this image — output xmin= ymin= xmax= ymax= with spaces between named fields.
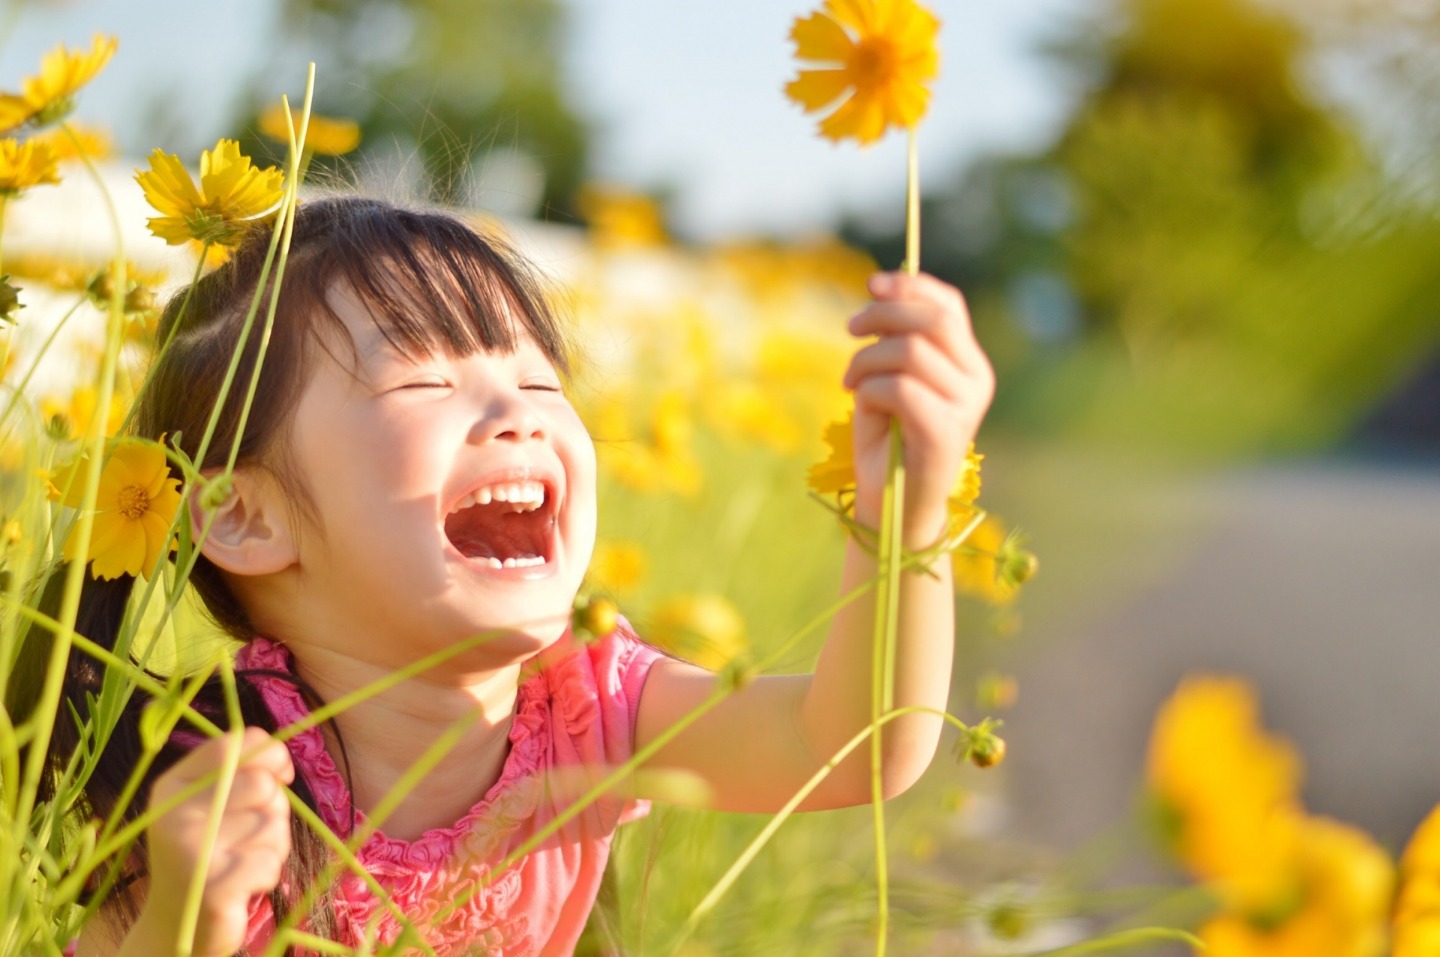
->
xmin=851 ymin=37 xmax=900 ymax=87
xmin=117 ymin=484 xmax=151 ymax=520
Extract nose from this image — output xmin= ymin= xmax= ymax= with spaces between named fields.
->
xmin=468 ymin=390 xmax=546 ymax=445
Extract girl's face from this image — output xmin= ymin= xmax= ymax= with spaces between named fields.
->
xmin=276 ymin=283 xmax=596 ymax=670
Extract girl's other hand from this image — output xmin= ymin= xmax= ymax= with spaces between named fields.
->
xmin=132 ymin=727 xmax=293 ymax=957
xmin=843 ymin=271 xmax=994 ymax=547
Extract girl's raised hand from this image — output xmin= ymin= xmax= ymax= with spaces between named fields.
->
xmin=130 ymin=727 xmax=293 ymax=957
xmin=842 ymin=271 xmax=994 ymax=547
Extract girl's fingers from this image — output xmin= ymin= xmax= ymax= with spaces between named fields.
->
xmin=851 ymin=273 xmax=984 ymax=369
xmin=844 ymin=334 xmax=971 ymax=402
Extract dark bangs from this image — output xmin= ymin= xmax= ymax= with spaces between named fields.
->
xmin=285 ymin=198 xmax=572 ymax=374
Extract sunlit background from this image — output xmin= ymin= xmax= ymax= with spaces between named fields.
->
xmin=3 ymin=0 xmax=1439 ymax=952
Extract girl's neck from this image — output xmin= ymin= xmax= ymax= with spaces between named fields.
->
xmin=289 ymin=644 xmax=524 ymax=842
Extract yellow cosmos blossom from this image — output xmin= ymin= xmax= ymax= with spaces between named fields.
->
xmin=41 ymin=385 xmax=129 ymax=442
xmin=807 ymin=409 xmax=982 ymax=506
xmin=32 ymin=123 xmax=114 ymax=162
xmin=135 ymin=139 xmax=285 ymax=246
xmin=0 ymin=34 xmax=117 ymax=133
xmin=58 ymin=438 xmax=182 ymax=580
xmin=785 ymin=0 xmax=940 ymax=145
xmin=258 ymin=104 xmax=362 ymax=156
xmin=1147 ymin=677 xmax=1308 ymax=910
xmin=1395 ymin=804 xmax=1440 ymax=957
xmin=0 ymin=138 xmax=61 ymax=195
xmin=649 ymin=594 xmax=749 ymax=672
xmin=588 ymin=540 xmax=648 ymax=593
xmin=1198 ymin=816 xmax=1392 ymax=957
xmin=576 ymin=184 xmax=668 ymax=250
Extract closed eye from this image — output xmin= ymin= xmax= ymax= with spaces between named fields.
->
xmin=398 ymin=378 xmax=450 ymax=390
xmin=521 ymin=382 xmax=563 ymax=392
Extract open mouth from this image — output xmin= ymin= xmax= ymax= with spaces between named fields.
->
xmin=443 ymin=478 xmax=557 ymax=570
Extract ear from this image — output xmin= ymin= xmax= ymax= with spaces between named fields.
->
xmin=190 ymin=468 xmax=298 ymax=576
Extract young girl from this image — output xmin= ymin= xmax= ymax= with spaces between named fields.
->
xmin=35 ymin=195 xmax=992 ymax=956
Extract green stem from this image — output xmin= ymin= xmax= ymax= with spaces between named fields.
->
xmin=1034 ymin=927 xmax=1206 ymax=957
xmin=902 ymin=128 xmax=920 ymax=277
xmin=675 ymin=705 xmax=973 ymax=949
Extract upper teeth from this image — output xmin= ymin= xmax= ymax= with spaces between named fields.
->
xmin=451 ymin=479 xmax=546 ymax=513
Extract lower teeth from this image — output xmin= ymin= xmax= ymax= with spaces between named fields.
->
xmin=484 ymin=555 xmax=544 ymax=569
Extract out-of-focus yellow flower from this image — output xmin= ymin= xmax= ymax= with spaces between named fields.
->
xmin=951 ymin=515 xmax=1026 ymax=605
xmin=1198 ymin=816 xmax=1391 ymax=957
xmin=649 ymin=594 xmax=749 ymax=672
xmin=57 ymin=438 xmax=182 ymax=580
xmin=785 ymin=0 xmax=940 ymax=145
xmin=1395 ymin=804 xmax=1440 ymax=957
xmin=596 ymin=390 xmax=702 ymax=497
xmin=0 ymin=138 xmax=61 ymax=195
xmin=258 ymin=104 xmax=362 ymax=157
xmin=135 ymin=139 xmax=285 ymax=246
xmin=577 ymin=184 xmax=668 ymax=250
xmin=589 ymin=540 xmax=648 ymax=593
xmin=3 ymin=252 xmax=94 ymax=291
xmin=705 ymin=381 xmax=802 ymax=453
xmin=0 ymin=35 xmax=117 ymax=133
xmin=1146 ymin=676 xmax=1305 ymax=909
xmin=32 ymin=123 xmax=114 ymax=162
xmin=41 ymin=385 xmax=129 ymax=443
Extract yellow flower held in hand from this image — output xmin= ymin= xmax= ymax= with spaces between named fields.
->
xmin=136 ymin=139 xmax=285 ymax=246
xmin=58 ymin=438 xmax=182 ymax=580
xmin=258 ymin=104 xmax=361 ymax=156
xmin=0 ymin=138 xmax=61 ymax=195
xmin=785 ymin=0 xmax=940 ymax=145
xmin=0 ymin=34 xmax=118 ymax=133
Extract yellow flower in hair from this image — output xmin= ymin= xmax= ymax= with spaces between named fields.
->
xmin=258 ymin=104 xmax=361 ymax=157
xmin=136 ymin=139 xmax=285 ymax=246
xmin=0 ymin=138 xmax=61 ymax=195
xmin=57 ymin=438 xmax=182 ymax=580
xmin=785 ymin=0 xmax=940 ymax=145
xmin=0 ymin=35 xmax=118 ymax=133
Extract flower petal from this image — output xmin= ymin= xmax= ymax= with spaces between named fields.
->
xmin=791 ymin=11 xmax=855 ymax=64
xmin=785 ymin=69 xmax=854 ymax=113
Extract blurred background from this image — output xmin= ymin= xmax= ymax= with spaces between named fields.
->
xmin=3 ymin=0 xmax=1439 ymax=951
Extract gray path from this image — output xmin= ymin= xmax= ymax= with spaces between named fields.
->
xmin=993 ymin=457 xmax=1440 ymax=857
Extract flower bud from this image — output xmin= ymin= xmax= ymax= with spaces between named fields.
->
xmin=123 ymin=285 xmax=156 ymax=315
xmin=954 ymin=718 xmax=1006 ymax=770
xmin=996 ymin=530 xmax=1038 ymax=588
xmin=0 ymin=276 xmax=22 ymax=324
xmin=572 ymin=594 xmax=620 ymax=644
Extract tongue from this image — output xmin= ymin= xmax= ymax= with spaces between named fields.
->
xmin=446 ymin=503 xmax=545 ymax=562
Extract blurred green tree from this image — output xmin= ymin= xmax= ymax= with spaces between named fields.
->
xmin=249 ymin=0 xmax=591 ymax=219
xmin=847 ymin=0 xmax=1440 ymax=457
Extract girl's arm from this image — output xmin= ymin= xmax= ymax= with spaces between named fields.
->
xmin=76 ymin=728 xmax=293 ymax=957
xmin=634 ymin=272 xmax=992 ymax=812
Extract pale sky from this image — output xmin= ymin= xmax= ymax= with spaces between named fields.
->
xmin=3 ymin=0 xmax=1091 ymax=238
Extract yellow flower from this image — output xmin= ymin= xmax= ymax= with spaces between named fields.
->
xmin=808 ymin=409 xmax=982 ymax=507
xmin=57 ymin=438 xmax=182 ymax=580
xmin=31 ymin=123 xmax=114 ymax=162
xmin=576 ymin=183 xmax=668 ymax=249
xmin=1395 ymin=804 xmax=1440 ymax=957
xmin=258 ymin=104 xmax=362 ymax=156
xmin=1146 ymin=677 xmax=1307 ymax=910
xmin=41 ymin=385 xmax=129 ymax=442
xmin=785 ymin=0 xmax=940 ymax=145
xmin=0 ymin=138 xmax=61 ymax=195
xmin=135 ymin=139 xmax=285 ymax=246
xmin=1198 ymin=816 xmax=1392 ymax=957
xmin=0 ymin=35 xmax=117 ymax=133
xmin=649 ymin=594 xmax=749 ymax=672
xmin=588 ymin=540 xmax=648 ymax=593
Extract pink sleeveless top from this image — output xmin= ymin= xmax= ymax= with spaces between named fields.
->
xmin=237 ymin=622 xmax=661 ymax=956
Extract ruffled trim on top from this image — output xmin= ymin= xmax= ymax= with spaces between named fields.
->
xmin=236 ymin=637 xmax=550 ymax=865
